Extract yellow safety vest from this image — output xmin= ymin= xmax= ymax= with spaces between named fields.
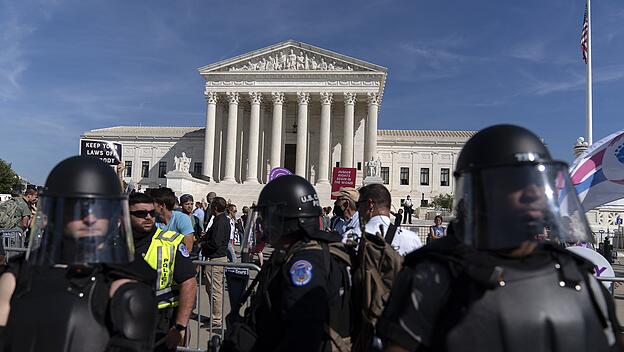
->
xmin=144 ymin=228 xmax=185 ymax=309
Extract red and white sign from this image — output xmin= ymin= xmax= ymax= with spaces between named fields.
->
xmin=331 ymin=167 xmax=357 ymax=200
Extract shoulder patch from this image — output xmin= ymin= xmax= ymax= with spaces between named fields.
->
xmin=178 ymin=243 xmax=190 ymax=257
xmin=289 ymin=260 xmax=313 ymax=286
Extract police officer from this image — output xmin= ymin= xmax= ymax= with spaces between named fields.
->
xmin=128 ymin=192 xmax=197 ymax=351
xmin=224 ymin=175 xmax=352 ymax=352
xmin=0 ymin=156 xmax=156 ymax=351
xmin=377 ymin=125 xmax=623 ymax=352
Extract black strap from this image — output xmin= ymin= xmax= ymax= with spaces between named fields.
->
xmin=384 ymin=224 xmax=398 ymax=245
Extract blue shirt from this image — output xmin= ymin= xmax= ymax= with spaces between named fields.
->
xmin=157 ymin=210 xmax=194 ymax=236
xmin=430 ymin=225 xmax=446 ymax=239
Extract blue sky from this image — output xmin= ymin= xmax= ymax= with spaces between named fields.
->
xmin=1 ymin=0 xmax=623 ymax=185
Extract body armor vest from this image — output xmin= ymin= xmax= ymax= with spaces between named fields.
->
xmin=438 ymin=258 xmax=612 ymax=352
xmin=4 ymin=264 xmax=110 ymax=352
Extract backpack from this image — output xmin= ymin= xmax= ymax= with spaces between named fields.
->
xmin=0 ymin=198 xmax=22 ymax=230
xmin=351 ymin=224 xmax=403 ymax=352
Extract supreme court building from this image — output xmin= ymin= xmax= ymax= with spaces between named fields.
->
xmin=83 ymin=40 xmax=475 ymax=208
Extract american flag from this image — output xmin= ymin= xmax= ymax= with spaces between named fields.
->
xmin=581 ymin=4 xmax=589 ymax=64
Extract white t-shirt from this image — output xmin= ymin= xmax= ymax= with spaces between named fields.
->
xmin=364 ymin=215 xmax=422 ymax=256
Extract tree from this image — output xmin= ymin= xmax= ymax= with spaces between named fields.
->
xmin=432 ymin=193 xmax=453 ymax=211
xmin=0 ymin=159 xmax=21 ymax=194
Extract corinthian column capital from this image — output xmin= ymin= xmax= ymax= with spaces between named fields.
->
xmin=320 ymin=92 xmax=334 ymax=105
xmin=271 ymin=92 xmax=285 ymax=104
xmin=205 ymin=91 xmax=219 ymax=104
xmin=296 ymin=92 xmax=310 ymax=105
xmin=367 ymin=92 xmax=380 ymax=105
xmin=344 ymin=92 xmax=357 ymax=105
xmin=248 ymin=91 xmax=263 ymax=105
xmin=226 ymin=92 xmax=240 ymax=104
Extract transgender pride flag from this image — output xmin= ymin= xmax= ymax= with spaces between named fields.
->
xmin=569 ymin=129 xmax=624 ymax=211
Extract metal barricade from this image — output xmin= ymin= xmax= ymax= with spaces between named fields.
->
xmin=401 ymin=225 xmax=431 ymax=244
xmin=597 ymin=276 xmax=624 ymax=298
xmin=180 ymin=260 xmax=261 ymax=352
xmin=0 ymin=229 xmax=27 ymax=260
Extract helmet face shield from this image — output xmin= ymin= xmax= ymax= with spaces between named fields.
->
xmin=454 ymin=162 xmax=592 ymax=250
xmin=28 ymin=195 xmax=134 ymax=265
xmin=254 ymin=204 xmax=285 ymax=247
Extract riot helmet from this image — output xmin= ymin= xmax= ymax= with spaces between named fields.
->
xmin=246 ymin=175 xmax=322 ymax=248
xmin=453 ymin=124 xmax=592 ymax=250
xmin=28 ymin=156 xmax=134 ymax=265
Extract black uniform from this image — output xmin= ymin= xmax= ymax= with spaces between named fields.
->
xmin=377 ymin=236 xmax=622 ymax=351
xmin=0 ymin=156 xmax=158 ymax=352
xmin=244 ymin=231 xmax=351 ymax=352
xmin=2 ymin=254 xmax=157 ymax=352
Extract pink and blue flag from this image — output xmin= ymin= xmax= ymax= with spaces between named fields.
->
xmin=569 ymin=129 xmax=624 ymax=211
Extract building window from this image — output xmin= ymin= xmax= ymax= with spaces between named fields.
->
xmin=193 ymin=162 xmax=203 ymax=174
xmin=357 ymin=162 xmax=362 ymax=171
xmin=124 ymin=161 xmax=132 ymax=177
xmin=420 ymin=168 xmax=430 ymax=186
xmin=381 ymin=167 xmax=389 ymax=184
xmin=400 ymin=167 xmax=410 ymax=185
xmin=158 ymin=161 xmax=167 ymax=178
xmin=141 ymin=161 xmax=149 ymax=178
xmin=440 ymin=168 xmax=450 ymax=186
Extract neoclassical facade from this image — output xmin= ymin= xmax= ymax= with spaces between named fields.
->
xmin=197 ymin=40 xmax=387 ymax=185
xmin=82 ymin=40 xmax=474 ymax=208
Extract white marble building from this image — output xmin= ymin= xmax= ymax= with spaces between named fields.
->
xmin=82 ymin=125 xmax=472 ymax=209
xmin=81 ymin=40 xmax=475 ymax=208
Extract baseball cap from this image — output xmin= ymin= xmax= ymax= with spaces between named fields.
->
xmin=331 ymin=187 xmax=359 ymax=202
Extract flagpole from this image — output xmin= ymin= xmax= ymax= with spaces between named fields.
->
xmin=586 ymin=0 xmax=593 ymax=145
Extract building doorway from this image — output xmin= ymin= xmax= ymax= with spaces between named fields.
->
xmin=284 ymin=144 xmax=296 ymax=173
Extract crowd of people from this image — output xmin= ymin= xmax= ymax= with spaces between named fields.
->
xmin=0 ymin=124 xmax=621 ymax=352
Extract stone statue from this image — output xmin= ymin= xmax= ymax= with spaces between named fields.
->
xmin=174 ymin=152 xmax=192 ymax=173
xmin=310 ymin=165 xmax=316 ymax=184
xmin=366 ymin=158 xmax=381 ymax=178
xmin=288 ymin=49 xmax=297 ymax=69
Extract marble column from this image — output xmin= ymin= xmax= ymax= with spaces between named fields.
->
xmin=296 ymin=92 xmax=310 ymax=177
xmin=366 ymin=92 xmax=380 ymax=162
xmin=270 ymin=92 xmax=285 ymax=170
xmin=203 ymin=91 xmax=218 ymax=181
xmin=342 ymin=92 xmax=357 ymax=168
xmin=223 ymin=92 xmax=239 ymax=183
xmin=317 ymin=92 xmax=332 ymax=184
xmin=246 ymin=92 xmax=262 ymax=183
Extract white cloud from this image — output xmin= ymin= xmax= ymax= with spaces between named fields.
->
xmin=0 ymin=4 xmax=35 ymax=100
xmin=524 ymin=64 xmax=624 ymax=95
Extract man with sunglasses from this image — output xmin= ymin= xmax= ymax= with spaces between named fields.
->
xmin=0 ymin=156 xmax=157 ymax=352
xmin=377 ymin=125 xmax=623 ymax=352
xmin=128 ymin=192 xmax=197 ymax=351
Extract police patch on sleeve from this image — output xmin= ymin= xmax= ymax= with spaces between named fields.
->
xmin=178 ymin=243 xmax=190 ymax=257
xmin=289 ymin=260 xmax=313 ymax=286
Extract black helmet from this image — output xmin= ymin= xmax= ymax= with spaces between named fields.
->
xmin=251 ymin=175 xmax=321 ymax=246
xmin=28 ymin=156 xmax=134 ymax=266
xmin=453 ymin=125 xmax=592 ymax=250
xmin=455 ymin=124 xmax=552 ymax=175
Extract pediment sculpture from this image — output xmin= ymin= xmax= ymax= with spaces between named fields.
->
xmin=228 ymin=48 xmax=355 ymax=72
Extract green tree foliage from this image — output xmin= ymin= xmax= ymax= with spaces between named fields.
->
xmin=432 ymin=193 xmax=453 ymax=211
xmin=0 ymin=159 xmax=21 ymax=194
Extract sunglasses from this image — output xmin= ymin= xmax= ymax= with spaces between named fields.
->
xmin=130 ymin=209 xmax=157 ymax=219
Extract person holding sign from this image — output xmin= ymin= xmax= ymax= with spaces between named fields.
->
xmin=377 ymin=125 xmax=623 ymax=352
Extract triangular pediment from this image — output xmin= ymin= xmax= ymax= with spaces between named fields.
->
xmin=198 ymin=40 xmax=387 ymax=74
